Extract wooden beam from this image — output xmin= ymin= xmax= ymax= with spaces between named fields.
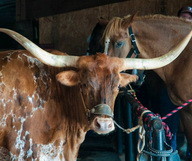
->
xmin=24 ymin=0 xmax=130 ymax=19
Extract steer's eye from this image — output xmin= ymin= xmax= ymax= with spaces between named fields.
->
xmin=81 ymin=83 xmax=87 ymax=88
xmin=115 ymin=41 xmax=125 ymax=48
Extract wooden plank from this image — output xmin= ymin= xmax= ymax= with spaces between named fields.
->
xmin=39 ymin=0 xmax=164 ymax=55
xmin=24 ymin=0 xmax=130 ymax=19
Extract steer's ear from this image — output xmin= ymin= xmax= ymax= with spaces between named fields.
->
xmin=119 ymin=73 xmax=138 ymax=87
xmin=56 ymin=70 xmax=79 ymax=86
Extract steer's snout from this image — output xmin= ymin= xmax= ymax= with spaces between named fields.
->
xmin=91 ymin=117 xmax=115 ymax=134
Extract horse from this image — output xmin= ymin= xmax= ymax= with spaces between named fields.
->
xmin=102 ymin=14 xmax=192 ymax=159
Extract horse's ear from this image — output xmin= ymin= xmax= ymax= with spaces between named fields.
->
xmin=122 ymin=12 xmax=138 ymax=29
xmin=97 ymin=17 xmax=109 ymax=25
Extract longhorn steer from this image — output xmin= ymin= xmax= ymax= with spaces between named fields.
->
xmin=0 ymin=28 xmax=190 ymax=160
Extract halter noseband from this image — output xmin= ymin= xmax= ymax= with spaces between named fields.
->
xmin=90 ymin=104 xmax=114 ymax=118
xmin=80 ymin=88 xmax=114 ymax=118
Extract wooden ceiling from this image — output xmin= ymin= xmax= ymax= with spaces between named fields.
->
xmin=17 ymin=0 xmax=129 ymax=20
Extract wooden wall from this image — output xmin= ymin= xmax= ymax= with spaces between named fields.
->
xmin=39 ymin=0 xmax=192 ymax=55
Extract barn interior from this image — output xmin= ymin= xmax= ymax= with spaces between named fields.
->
xmin=0 ymin=0 xmax=192 ymax=161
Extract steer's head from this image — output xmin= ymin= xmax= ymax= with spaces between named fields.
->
xmin=56 ymin=53 xmax=138 ymax=134
xmin=1 ymin=28 xmax=191 ymax=134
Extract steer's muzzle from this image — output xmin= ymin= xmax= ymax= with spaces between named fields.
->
xmin=90 ymin=104 xmax=115 ymax=134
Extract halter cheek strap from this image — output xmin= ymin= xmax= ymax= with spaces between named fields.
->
xmin=127 ymin=26 xmax=146 ymax=86
xmin=127 ymin=26 xmax=140 ymax=58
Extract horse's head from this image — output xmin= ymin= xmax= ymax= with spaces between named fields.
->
xmin=103 ymin=15 xmax=136 ymax=57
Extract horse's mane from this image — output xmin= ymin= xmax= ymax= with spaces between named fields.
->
xmin=103 ymin=16 xmax=125 ymax=39
xmin=103 ymin=14 xmax=192 ymax=39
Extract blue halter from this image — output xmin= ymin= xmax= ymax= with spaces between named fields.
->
xmin=127 ymin=26 xmax=140 ymax=58
xmin=127 ymin=26 xmax=145 ymax=86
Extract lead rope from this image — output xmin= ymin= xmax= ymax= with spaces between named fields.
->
xmin=113 ymin=110 xmax=150 ymax=134
xmin=161 ymin=99 xmax=192 ymax=120
xmin=114 ymin=89 xmax=192 ymax=160
xmin=114 ymin=110 xmax=150 ymax=160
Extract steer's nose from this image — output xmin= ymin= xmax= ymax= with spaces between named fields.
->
xmin=94 ymin=117 xmax=114 ymax=131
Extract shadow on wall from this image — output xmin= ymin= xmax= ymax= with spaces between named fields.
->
xmin=0 ymin=0 xmax=17 ymax=50
xmin=0 ymin=0 xmax=38 ymax=50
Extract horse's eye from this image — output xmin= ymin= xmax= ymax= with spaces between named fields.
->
xmin=115 ymin=41 xmax=125 ymax=48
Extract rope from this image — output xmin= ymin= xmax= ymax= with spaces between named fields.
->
xmin=113 ymin=110 xmax=150 ymax=161
xmin=131 ymin=94 xmax=192 ymax=140
xmin=136 ymin=126 xmax=146 ymax=161
xmin=137 ymin=110 xmax=151 ymax=155
xmin=114 ymin=121 xmax=140 ymax=134
xmin=113 ymin=110 xmax=150 ymax=134
xmin=114 ymin=109 xmax=151 ymax=161
xmin=161 ymin=99 xmax=192 ymax=120
xmin=133 ymin=95 xmax=172 ymax=140
xmin=114 ymin=89 xmax=192 ymax=159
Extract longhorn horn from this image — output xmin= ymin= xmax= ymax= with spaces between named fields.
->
xmin=0 ymin=28 xmax=79 ymax=67
xmin=120 ymin=31 xmax=192 ymax=71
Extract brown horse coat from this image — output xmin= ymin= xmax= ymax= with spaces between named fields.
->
xmin=103 ymin=14 xmax=192 ymax=156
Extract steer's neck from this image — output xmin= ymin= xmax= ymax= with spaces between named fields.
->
xmin=56 ymin=84 xmax=88 ymax=160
